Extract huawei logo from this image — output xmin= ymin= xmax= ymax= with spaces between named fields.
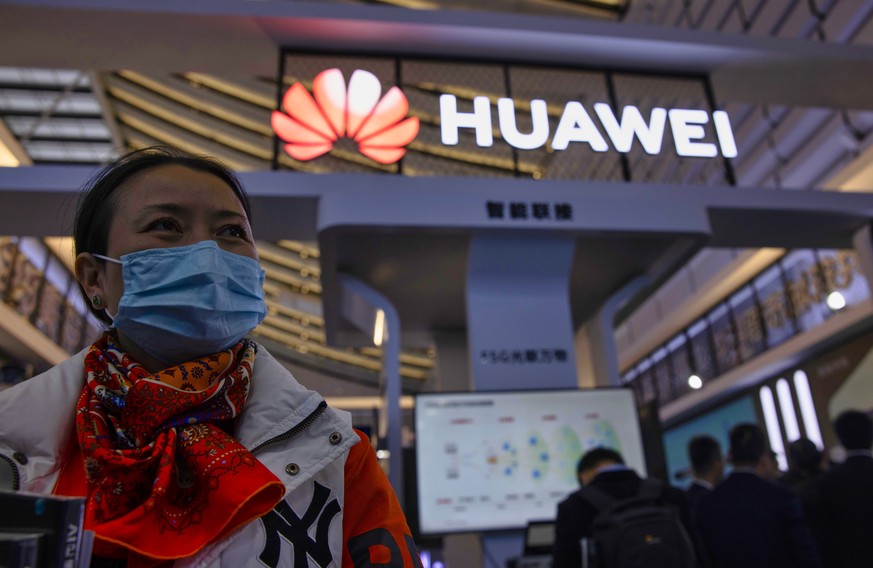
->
xmin=271 ymin=68 xmax=420 ymax=165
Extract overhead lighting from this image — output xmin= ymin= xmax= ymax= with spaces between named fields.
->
xmin=0 ymin=144 xmax=19 ymax=167
xmin=793 ymin=370 xmax=825 ymax=449
xmin=776 ymin=378 xmax=801 ymax=441
xmin=826 ymin=291 xmax=847 ymax=311
xmin=560 ymin=0 xmax=629 ymax=15
xmin=688 ymin=374 xmax=703 ymax=389
xmin=0 ymin=122 xmax=23 ymax=167
xmin=760 ymin=386 xmax=788 ymax=471
xmin=373 ymin=309 xmax=386 ymax=346
xmin=365 ymin=0 xmax=439 ymax=10
xmin=324 ymin=395 xmax=416 ymax=410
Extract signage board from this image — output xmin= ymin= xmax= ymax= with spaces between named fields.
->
xmin=271 ymin=68 xmax=737 ymax=165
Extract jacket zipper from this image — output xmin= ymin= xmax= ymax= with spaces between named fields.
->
xmin=0 ymin=453 xmax=21 ymax=491
xmin=250 ymin=400 xmax=328 ymax=455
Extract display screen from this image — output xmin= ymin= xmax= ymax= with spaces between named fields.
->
xmin=414 ymin=388 xmax=646 ymax=534
xmin=662 ymin=396 xmax=758 ymax=489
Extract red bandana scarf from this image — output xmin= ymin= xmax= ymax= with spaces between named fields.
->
xmin=73 ymin=333 xmax=285 ymax=566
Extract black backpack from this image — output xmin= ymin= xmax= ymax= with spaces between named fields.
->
xmin=579 ymin=478 xmax=697 ymax=568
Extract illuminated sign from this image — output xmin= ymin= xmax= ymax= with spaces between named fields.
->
xmin=271 ymin=68 xmax=420 ymax=165
xmin=272 ymin=68 xmax=738 ymax=163
xmin=440 ymin=95 xmax=737 ymax=158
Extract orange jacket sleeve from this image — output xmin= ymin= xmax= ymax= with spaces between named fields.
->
xmin=341 ymin=430 xmax=422 ymax=568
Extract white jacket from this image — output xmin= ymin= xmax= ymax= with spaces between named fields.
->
xmin=0 ymin=344 xmax=418 ymax=567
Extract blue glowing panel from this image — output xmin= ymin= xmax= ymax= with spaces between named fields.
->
xmin=662 ymin=396 xmax=758 ymax=489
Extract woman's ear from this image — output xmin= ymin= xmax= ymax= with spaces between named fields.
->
xmin=75 ymin=252 xmax=104 ymax=309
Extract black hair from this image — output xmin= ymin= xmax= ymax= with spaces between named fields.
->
xmin=688 ymin=434 xmax=722 ymax=475
xmin=73 ymin=145 xmax=252 ymax=323
xmin=834 ymin=410 xmax=873 ymax=451
xmin=576 ymin=447 xmax=624 ymax=476
xmin=786 ymin=438 xmax=822 ymax=473
xmin=729 ymin=423 xmax=768 ymax=465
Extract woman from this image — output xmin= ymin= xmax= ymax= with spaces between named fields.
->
xmin=0 ymin=147 xmax=419 ymax=567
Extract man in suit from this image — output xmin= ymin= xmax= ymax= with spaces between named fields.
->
xmin=685 ymin=435 xmax=724 ymax=520
xmin=696 ymin=423 xmax=822 ymax=568
xmin=810 ymin=409 xmax=873 ymax=568
xmin=552 ymin=447 xmax=696 ymax=568
xmin=778 ymin=437 xmax=824 ymax=518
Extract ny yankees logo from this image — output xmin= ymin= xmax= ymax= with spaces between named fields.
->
xmin=259 ymin=481 xmax=341 ymax=567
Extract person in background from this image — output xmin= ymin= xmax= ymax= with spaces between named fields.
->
xmin=695 ymin=423 xmax=821 ymax=568
xmin=809 ymin=409 xmax=873 ymax=568
xmin=552 ymin=447 xmax=696 ymax=568
xmin=685 ymin=435 xmax=724 ymax=520
xmin=0 ymin=146 xmax=420 ymax=567
xmin=779 ymin=437 xmax=825 ymax=518
xmin=761 ymin=449 xmax=783 ymax=482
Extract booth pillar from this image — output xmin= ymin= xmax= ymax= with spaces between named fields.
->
xmin=458 ymin=233 xmax=577 ymax=568
xmin=576 ymin=275 xmax=652 ymax=388
xmin=466 ymin=233 xmax=578 ymax=391
xmin=337 ymin=274 xmax=403 ymax=501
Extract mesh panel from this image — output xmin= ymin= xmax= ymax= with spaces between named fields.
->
xmin=506 ymin=66 xmax=623 ymax=181
xmin=709 ymin=303 xmax=740 ymax=371
xmin=730 ymin=286 xmax=766 ymax=361
xmin=611 ymin=74 xmax=730 ymax=184
xmin=403 ymin=60 xmax=515 ymax=178
xmin=688 ymin=319 xmax=717 ymax=380
xmin=754 ymin=265 xmax=795 ymax=348
xmin=652 ymin=349 xmax=674 ymax=403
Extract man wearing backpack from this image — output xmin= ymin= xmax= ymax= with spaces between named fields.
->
xmin=695 ymin=423 xmax=822 ymax=568
xmin=552 ymin=447 xmax=699 ymax=568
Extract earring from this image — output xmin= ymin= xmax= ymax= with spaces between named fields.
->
xmin=92 ymin=294 xmax=101 ymax=308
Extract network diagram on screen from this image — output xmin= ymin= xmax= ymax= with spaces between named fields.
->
xmin=415 ymin=389 xmax=646 ymax=534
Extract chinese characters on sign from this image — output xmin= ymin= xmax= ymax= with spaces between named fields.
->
xmin=712 ymin=251 xmax=860 ymax=364
xmin=626 ymin=250 xmax=868 ymax=407
xmin=479 ymin=349 xmax=569 ymax=365
xmin=486 ymin=201 xmax=574 ymax=221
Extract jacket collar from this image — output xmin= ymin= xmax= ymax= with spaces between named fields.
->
xmin=234 ymin=345 xmax=328 ymax=450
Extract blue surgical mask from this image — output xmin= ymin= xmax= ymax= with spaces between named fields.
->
xmin=93 ymin=240 xmax=267 ymax=366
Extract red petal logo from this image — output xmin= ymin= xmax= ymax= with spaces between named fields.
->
xmin=272 ymin=68 xmax=420 ymax=165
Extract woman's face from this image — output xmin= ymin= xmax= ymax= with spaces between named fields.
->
xmin=82 ymin=164 xmax=257 ymax=317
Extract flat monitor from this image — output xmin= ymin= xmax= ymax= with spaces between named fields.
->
xmin=414 ymin=388 xmax=646 ymax=534
xmin=524 ymin=520 xmax=556 ymax=556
